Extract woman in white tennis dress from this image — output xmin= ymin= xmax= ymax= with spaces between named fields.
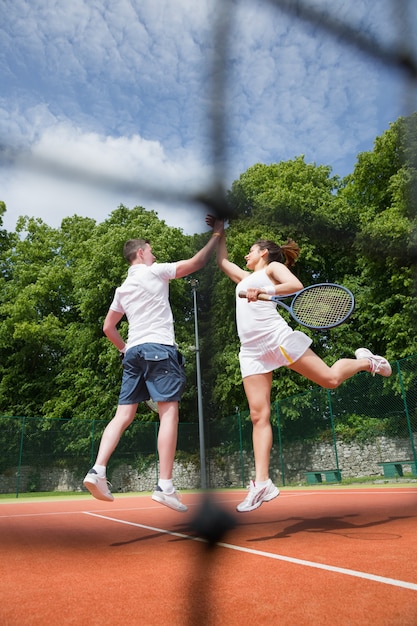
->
xmin=213 ymin=224 xmax=391 ymax=512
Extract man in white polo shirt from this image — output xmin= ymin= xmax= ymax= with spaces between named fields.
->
xmin=83 ymin=216 xmax=224 ymax=512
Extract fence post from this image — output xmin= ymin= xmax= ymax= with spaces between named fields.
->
xmin=154 ymin=422 xmax=159 ymax=485
xmin=397 ymin=360 xmax=417 ymax=465
xmin=327 ymin=390 xmax=340 ymax=474
xmin=90 ymin=419 xmax=96 ymax=467
xmin=236 ymin=409 xmax=245 ymax=487
xmin=274 ymin=401 xmax=286 ymax=486
xmin=16 ymin=416 xmax=26 ymax=499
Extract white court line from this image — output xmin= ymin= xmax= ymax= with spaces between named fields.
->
xmin=0 ymin=505 xmax=157 ymax=519
xmin=83 ymin=511 xmax=417 ymax=592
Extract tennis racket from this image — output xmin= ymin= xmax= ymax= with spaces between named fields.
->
xmin=239 ymin=283 xmax=355 ymax=330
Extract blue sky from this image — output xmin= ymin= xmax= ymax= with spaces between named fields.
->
xmin=1 ymin=0 xmax=416 ymax=235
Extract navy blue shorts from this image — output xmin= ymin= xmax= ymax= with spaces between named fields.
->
xmin=118 ymin=343 xmax=186 ymax=405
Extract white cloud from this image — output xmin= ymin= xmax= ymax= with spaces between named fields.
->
xmin=1 ymin=118 xmax=212 ymax=233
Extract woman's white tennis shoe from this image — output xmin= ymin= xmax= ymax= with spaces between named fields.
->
xmin=355 ymin=348 xmax=392 ymax=377
xmin=237 ymin=479 xmax=280 ymax=512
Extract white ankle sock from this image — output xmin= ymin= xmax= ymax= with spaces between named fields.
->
xmin=158 ymin=479 xmax=174 ymax=493
xmin=93 ymin=464 xmax=106 ymax=478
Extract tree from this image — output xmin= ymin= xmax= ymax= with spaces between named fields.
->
xmin=340 ymin=113 xmax=417 ymax=359
xmin=0 ymin=216 xmax=69 ymax=415
xmin=0 ymin=202 xmax=16 ymax=261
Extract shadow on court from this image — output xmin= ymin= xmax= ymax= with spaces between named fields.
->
xmin=246 ymin=513 xmax=413 ymax=541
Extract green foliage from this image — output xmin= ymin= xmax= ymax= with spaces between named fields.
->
xmin=0 ymin=205 xmax=199 ymax=423
xmin=338 ymin=114 xmax=417 ymax=360
xmin=333 ymin=414 xmax=389 ymax=443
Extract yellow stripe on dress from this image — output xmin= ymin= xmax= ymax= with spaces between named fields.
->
xmin=279 ymin=345 xmax=294 ymax=364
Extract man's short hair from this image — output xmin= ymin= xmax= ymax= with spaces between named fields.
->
xmin=123 ymin=239 xmax=150 ymax=264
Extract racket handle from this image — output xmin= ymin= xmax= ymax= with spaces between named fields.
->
xmin=238 ymin=291 xmax=272 ymax=301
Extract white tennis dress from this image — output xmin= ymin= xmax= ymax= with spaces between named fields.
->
xmin=236 ymin=269 xmax=312 ymax=378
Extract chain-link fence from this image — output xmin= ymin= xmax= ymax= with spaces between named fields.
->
xmin=1 ymin=355 xmax=416 ymax=496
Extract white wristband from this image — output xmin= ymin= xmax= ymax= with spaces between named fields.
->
xmin=262 ymin=285 xmax=275 ymax=295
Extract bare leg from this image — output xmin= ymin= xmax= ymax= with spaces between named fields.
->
xmin=243 ymin=372 xmax=273 ymax=482
xmin=95 ymin=403 xmax=138 ymax=466
xmin=151 ymin=400 xmax=188 ymax=512
xmin=157 ymin=401 xmax=179 ymax=480
xmin=289 ymin=349 xmax=370 ymax=389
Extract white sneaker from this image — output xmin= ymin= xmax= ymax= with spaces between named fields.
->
xmin=83 ymin=470 xmax=114 ymax=502
xmin=355 ymin=348 xmax=392 ymax=377
xmin=237 ymin=479 xmax=280 ymax=513
xmin=152 ymin=486 xmax=188 ymax=512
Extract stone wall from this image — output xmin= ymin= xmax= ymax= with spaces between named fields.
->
xmin=203 ymin=436 xmax=417 ymax=487
xmin=270 ymin=435 xmax=417 ymax=484
xmin=1 ymin=435 xmax=416 ymax=494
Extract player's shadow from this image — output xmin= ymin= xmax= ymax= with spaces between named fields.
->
xmin=111 ymin=496 xmax=236 ymax=548
xmin=248 ymin=513 xmax=412 ymax=542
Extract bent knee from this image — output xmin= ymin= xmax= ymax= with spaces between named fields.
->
xmin=250 ymin=411 xmax=271 ymax=426
xmin=323 ymin=377 xmax=341 ymax=390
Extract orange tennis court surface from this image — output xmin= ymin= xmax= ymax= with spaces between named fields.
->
xmin=1 ymin=486 xmax=416 ymax=625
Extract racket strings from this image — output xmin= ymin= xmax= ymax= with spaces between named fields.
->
xmin=292 ymin=286 xmax=353 ymax=328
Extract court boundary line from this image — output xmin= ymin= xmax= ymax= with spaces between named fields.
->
xmin=83 ymin=511 xmax=417 ymax=592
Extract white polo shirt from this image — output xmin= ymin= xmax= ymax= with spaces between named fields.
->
xmin=110 ymin=262 xmax=177 ymax=350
